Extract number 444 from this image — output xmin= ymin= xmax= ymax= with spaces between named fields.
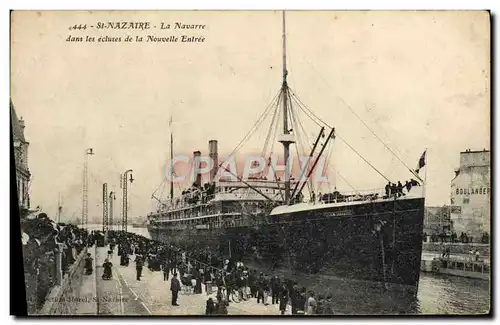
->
xmin=69 ymin=24 xmax=87 ymax=31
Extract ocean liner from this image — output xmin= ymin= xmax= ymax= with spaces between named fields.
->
xmin=147 ymin=12 xmax=425 ymax=293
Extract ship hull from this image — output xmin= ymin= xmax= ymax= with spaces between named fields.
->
xmin=148 ymin=197 xmax=424 ymax=293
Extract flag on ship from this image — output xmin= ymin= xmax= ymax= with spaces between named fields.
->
xmin=415 ymin=150 xmax=427 ymax=174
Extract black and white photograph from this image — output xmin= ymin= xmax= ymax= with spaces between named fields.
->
xmin=9 ymin=9 xmax=491 ymax=316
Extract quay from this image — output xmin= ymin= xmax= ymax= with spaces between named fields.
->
xmin=74 ymin=244 xmax=281 ymax=316
xmin=420 ymin=251 xmax=490 ymax=281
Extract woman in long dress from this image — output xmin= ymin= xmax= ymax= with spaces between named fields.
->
xmin=102 ymin=258 xmax=113 ymax=280
xmin=194 ymin=273 xmax=203 ymax=294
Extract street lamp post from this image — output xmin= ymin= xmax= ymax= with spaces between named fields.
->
xmin=121 ymin=169 xmax=134 ymax=232
xmin=81 ymin=148 xmax=94 ymax=230
xmin=109 ymin=191 xmax=116 ymax=231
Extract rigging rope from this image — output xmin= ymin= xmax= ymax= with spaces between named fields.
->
xmin=261 ymin=93 xmax=282 ymax=159
xmin=267 ymin=95 xmax=285 ymax=202
xmin=235 ymin=92 xmax=283 ymax=203
xmin=289 ymin=90 xmax=391 ymax=183
xmin=334 ymin=134 xmax=391 ymax=183
xmin=290 ymin=94 xmax=319 ymax=195
xmin=227 ymin=90 xmax=282 ymax=160
xmin=331 ymin=166 xmax=360 ymax=195
xmin=321 ymin=140 xmax=335 ymax=192
xmin=303 ymin=60 xmax=420 ymax=180
xmin=287 ymin=90 xmax=313 ymax=197
xmin=335 ymin=96 xmax=421 ymax=179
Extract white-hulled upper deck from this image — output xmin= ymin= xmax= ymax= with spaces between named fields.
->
xmin=270 ymin=183 xmax=425 ymax=216
xmin=150 ymin=178 xmax=301 ymax=215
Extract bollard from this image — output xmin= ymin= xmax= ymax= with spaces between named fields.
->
xmin=55 ymin=243 xmax=64 ymax=285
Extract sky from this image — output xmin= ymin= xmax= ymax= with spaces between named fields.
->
xmin=10 ymin=10 xmax=490 ymax=221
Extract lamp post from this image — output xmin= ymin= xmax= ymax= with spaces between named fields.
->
xmin=81 ymin=148 xmax=94 ymax=230
xmin=109 ymin=191 xmax=116 ymax=231
xmin=121 ymin=169 xmax=134 ymax=232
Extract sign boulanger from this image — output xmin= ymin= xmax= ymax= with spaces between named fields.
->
xmin=455 ymin=187 xmax=490 ymax=195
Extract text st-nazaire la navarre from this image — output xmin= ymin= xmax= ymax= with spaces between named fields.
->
xmin=96 ymin=22 xmax=206 ymax=43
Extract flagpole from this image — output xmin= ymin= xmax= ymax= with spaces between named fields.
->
xmin=423 ymin=148 xmax=428 ymax=198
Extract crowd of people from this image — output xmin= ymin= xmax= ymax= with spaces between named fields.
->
xmin=423 ymin=231 xmax=490 ymax=244
xmin=384 ymin=179 xmax=420 ymax=198
xmin=105 ymin=230 xmax=336 ymax=315
xmin=20 ymin=208 xmax=91 ymax=314
xmin=309 ymin=178 xmax=420 ymax=206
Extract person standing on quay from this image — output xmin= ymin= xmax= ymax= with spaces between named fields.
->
xmin=306 ymin=291 xmax=317 ymax=315
xmin=84 ymin=253 xmax=93 ymax=275
xmin=162 ymin=258 xmax=170 ymax=281
xmin=171 ymin=273 xmax=181 ymax=306
xmin=278 ymin=281 xmax=289 ymax=315
xmin=136 ymin=255 xmax=143 ymax=281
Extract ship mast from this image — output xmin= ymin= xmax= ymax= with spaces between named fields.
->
xmin=279 ymin=11 xmax=294 ymax=205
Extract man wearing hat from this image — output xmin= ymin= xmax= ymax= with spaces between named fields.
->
xmin=135 ymin=254 xmax=143 ymax=281
xmin=170 ymin=273 xmax=181 ymax=306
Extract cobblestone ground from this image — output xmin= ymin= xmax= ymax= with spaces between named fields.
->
xmin=75 ymin=245 xmax=97 ymax=315
xmin=95 ymin=246 xmax=151 ymax=315
xmin=105 ymin=245 xmax=282 ymax=315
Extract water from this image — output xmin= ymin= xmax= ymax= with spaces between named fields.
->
xmin=87 ymin=224 xmax=490 ymax=315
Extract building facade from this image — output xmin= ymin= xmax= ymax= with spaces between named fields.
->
xmin=450 ymin=149 xmax=490 ymax=242
xmin=11 ymin=99 xmax=31 ymax=209
xmin=424 ymin=206 xmax=451 ymax=236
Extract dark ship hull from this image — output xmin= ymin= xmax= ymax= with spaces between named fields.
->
xmin=148 ymin=196 xmax=424 ymax=293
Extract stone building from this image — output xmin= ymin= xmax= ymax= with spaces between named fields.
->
xmin=424 ymin=206 xmax=451 ymax=236
xmin=11 ymin=99 xmax=31 ymax=209
xmin=450 ymin=149 xmax=490 ymax=242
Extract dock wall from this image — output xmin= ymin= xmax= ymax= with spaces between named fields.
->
xmin=422 ymin=242 xmax=489 ymax=256
xmin=437 ymin=267 xmax=490 ymax=281
xmin=37 ymin=246 xmax=93 ymax=315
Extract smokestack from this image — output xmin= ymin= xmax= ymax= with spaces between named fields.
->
xmin=193 ymin=150 xmax=202 ymax=187
xmin=209 ymin=140 xmax=218 ymax=183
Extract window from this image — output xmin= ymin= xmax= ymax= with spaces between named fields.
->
xmin=463 ymin=197 xmax=470 ymax=204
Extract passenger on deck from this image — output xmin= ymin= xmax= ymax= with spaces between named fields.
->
xmin=385 ymin=182 xmax=391 ymax=197
xmin=397 ymin=181 xmax=404 ymax=197
xmin=390 ymin=183 xmax=397 ymax=197
xmin=405 ymin=180 xmax=412 ymax=192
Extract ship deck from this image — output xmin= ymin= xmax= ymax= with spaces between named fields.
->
xmin=271 ymin=185 xmax=425 ymax=216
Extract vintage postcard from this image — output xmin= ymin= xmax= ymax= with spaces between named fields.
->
xmin=11 ymin=10 xmax=490 ymax=316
